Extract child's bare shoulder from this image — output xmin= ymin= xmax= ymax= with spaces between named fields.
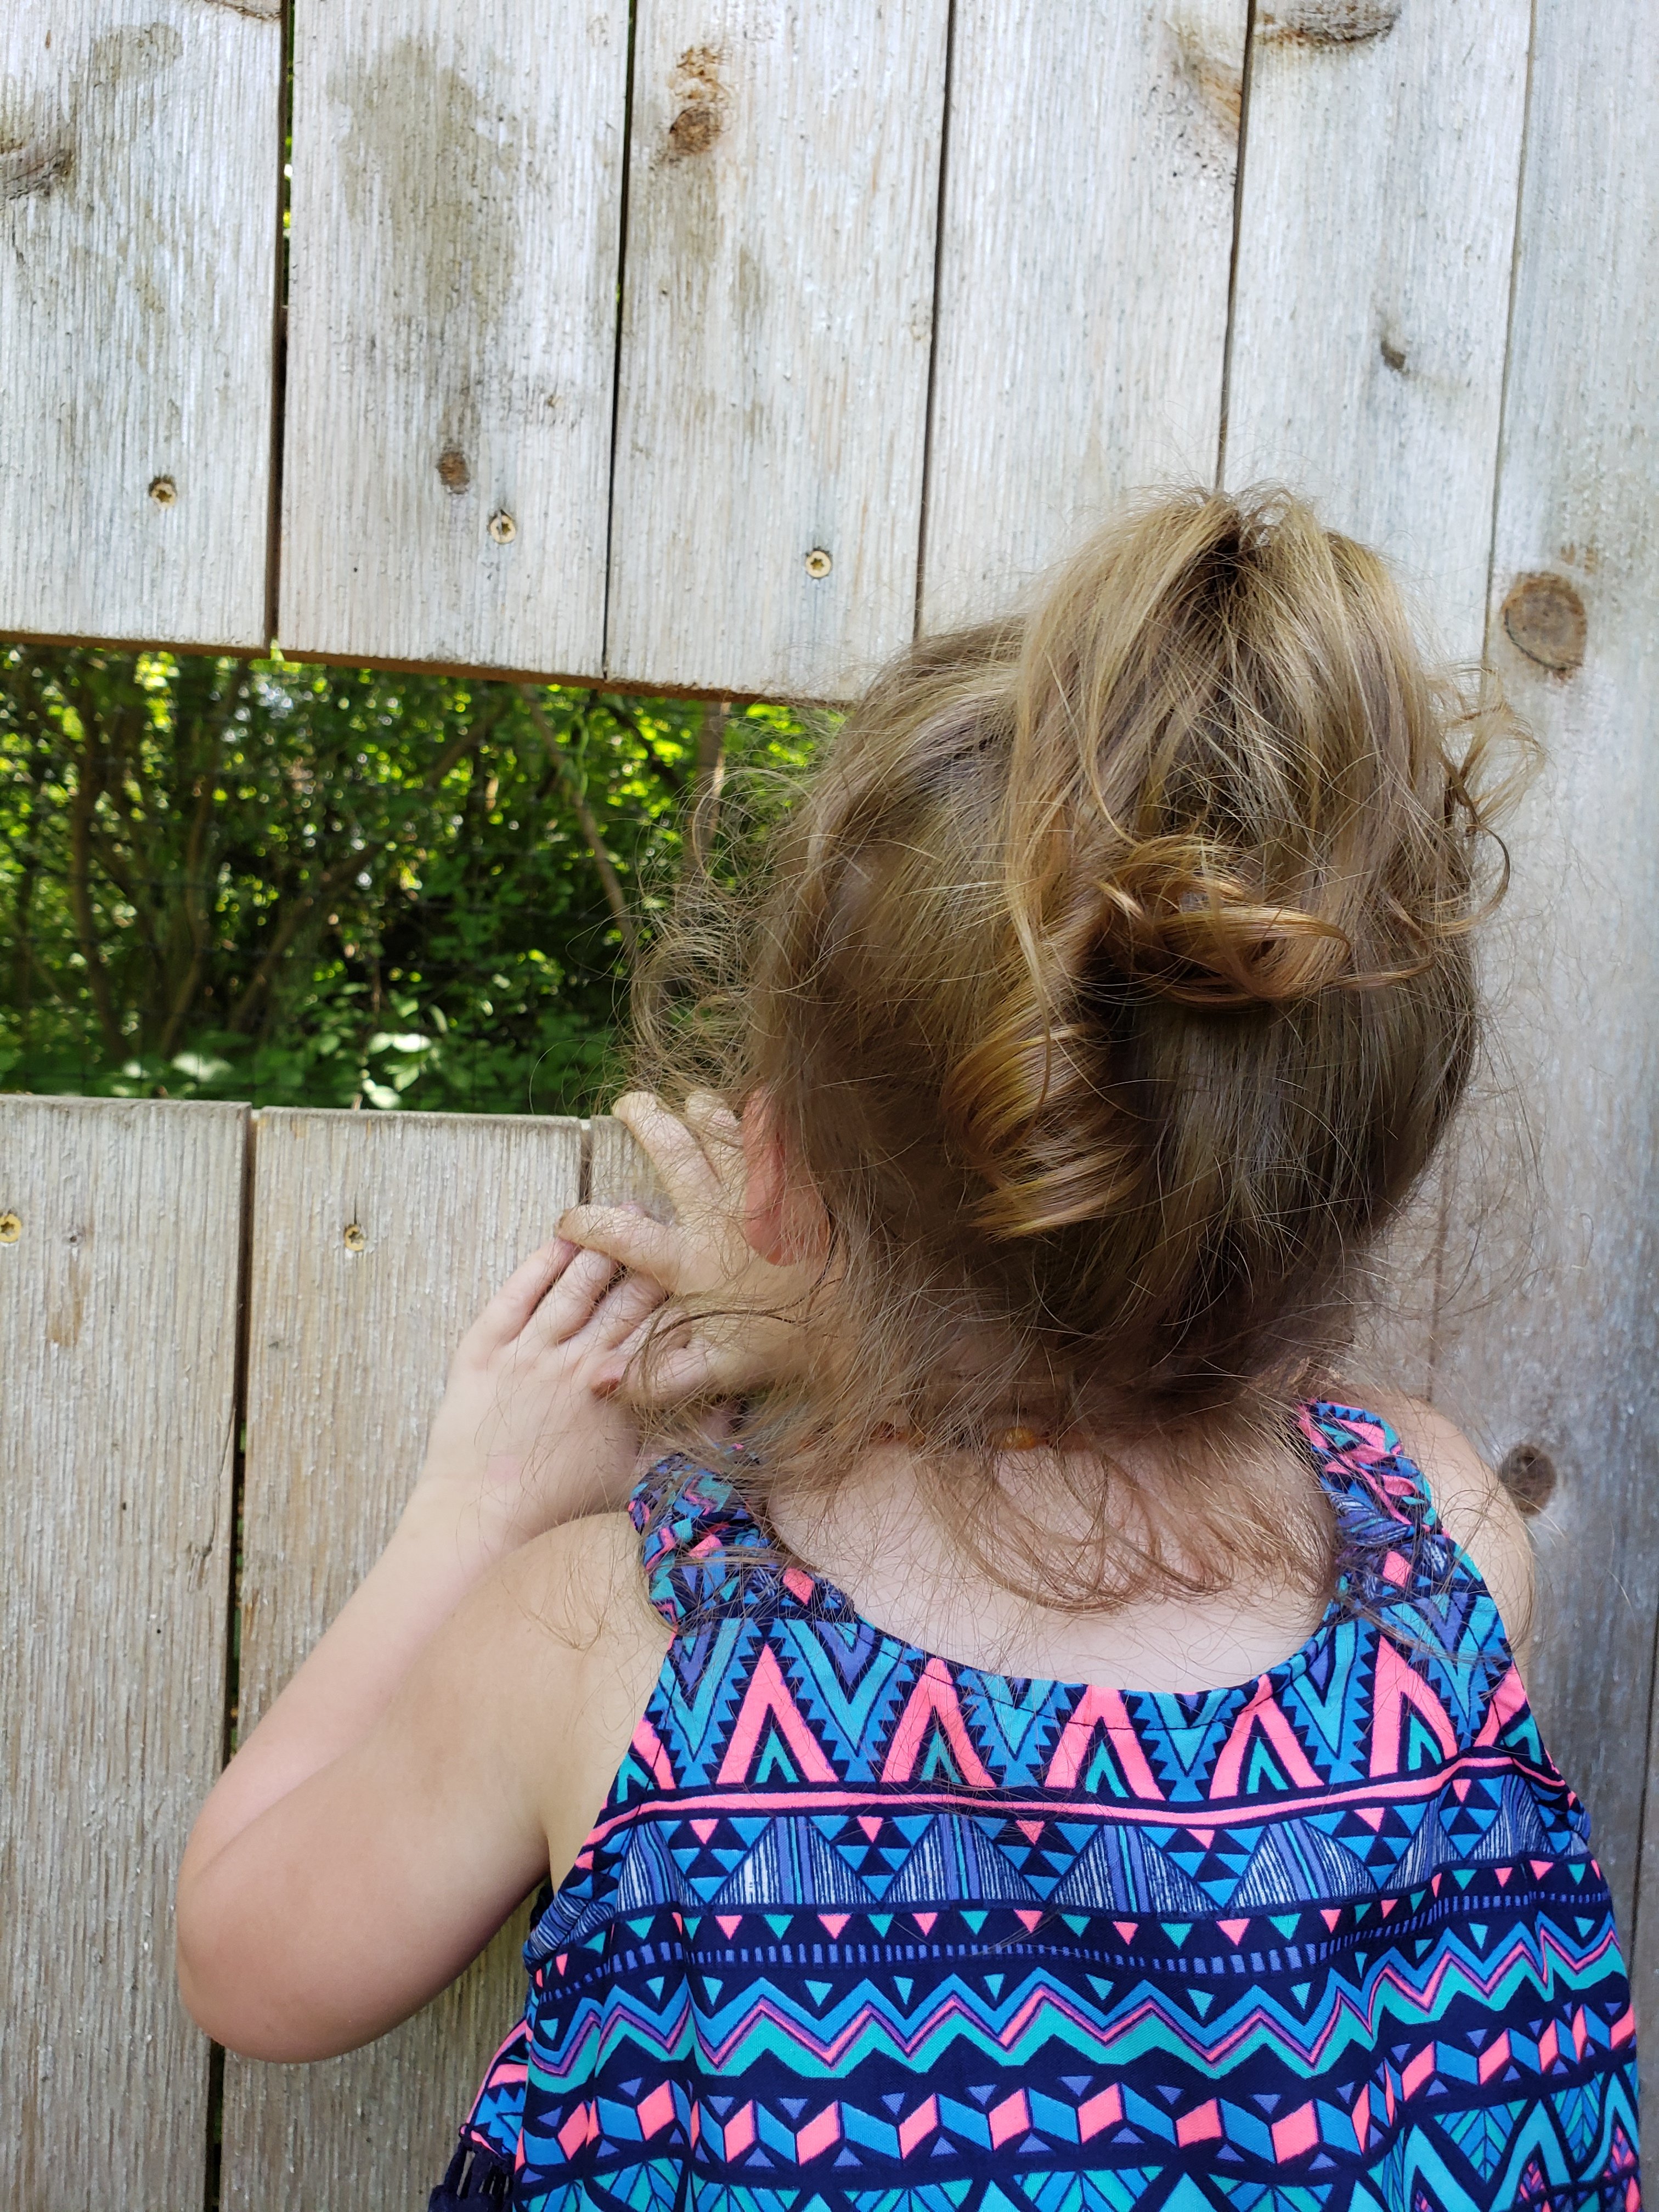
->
xmin=1363 ymin=1392 xmax=1534 ymax=1656
xmin=482 ymin=1511 xmax=672 ymax=1705
xmin=472 ymin=1513 xmax=672 ymax=1876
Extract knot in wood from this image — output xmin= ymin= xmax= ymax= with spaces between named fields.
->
xmin=1498 ymin=1441 xmax=1558 ymax=1517
xmin=1257 ymin=1 xmax=1400 ymax=46
xmin=1502 ymin=572 xmax=1587 ymax=674
xmin=669 ymin=102 xmax=722 ymax=156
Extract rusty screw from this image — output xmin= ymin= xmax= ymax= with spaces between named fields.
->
xmin=1497 ymin=1440 xmax=1558 ymax=1517
xmin=1502 ymin=573 xmax=1586 ymax=674
xmin=804 ymin=548 xmax=832 ymax=579
xmin=437 ymin=448 xmax=471 ymax=495
xmin=488 ymin=510 xmax=517 ymax=544
xmin=0 ymin=1211 xmax=20 ymax=1244
xmin=149 ymin=475 xmax=177 ymax=506
xmin=342 ymin=1222 xmax=367 ymax=1253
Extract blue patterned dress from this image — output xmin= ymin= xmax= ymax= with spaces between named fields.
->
xmin=431 ymin=1402 xmax=1639 ymax=2212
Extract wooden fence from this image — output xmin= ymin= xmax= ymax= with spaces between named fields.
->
xmin=1 ymin=1081 xmax=1655 ymax=2205
xmin=0 ymin=1099 xmax=657 ymax=2208
xmin=0 ymin=1 xmax=1650 ymax=696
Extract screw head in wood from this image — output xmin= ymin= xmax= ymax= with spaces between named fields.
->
xmin=1502 ymin=573 xmax=1586 ymax=674
xmin=149 ymin=475 xmax=177 ymax=506
xmin=342 ymin=1222 xmax=367 ymax=1252
xmin=488 ymin=510 xmax=517 ymax=544
xmin=1498 ymin=1440 xmax=1558 ymax=1516
xmin=804 ymin=548 xmax=832 ymax=579
xmin=437 ymin=448 xmax=471 ymax=494
xmin=0 ymin=1211 xmax=19 ymax=1243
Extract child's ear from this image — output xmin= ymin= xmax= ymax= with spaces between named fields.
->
xmin=740 ymin=1093 xmax=827 ymax=1267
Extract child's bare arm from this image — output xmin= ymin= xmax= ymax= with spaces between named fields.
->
xmin=176 ymin=1239 xmax=667 ymax=2055
xmin=177 ymin=1516 xmax=668 ymax=2058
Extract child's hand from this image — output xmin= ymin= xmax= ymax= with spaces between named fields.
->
xmin=557 ymin=1091 xmax=826 ymax=1404
xmin=413 ymin=1238 xmax=668 ymax=1538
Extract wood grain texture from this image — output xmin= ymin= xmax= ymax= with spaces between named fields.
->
xmin=278 ymin=0 xmax=629 ymax=675
xmin=1223 ymin=0 xmax=1529 ymax=657
xmin=921 ymin=0 xmax=1245 ymax=631
xmin=1412 ymin=0 xmax=1659 ymax=2035
xmin=0 ymin=0 xmax=280 ymax=648
xmin=605 ymin=0 xmax=949 ymax=699
xmin=0 ymin=1097 xmax=245 ymax=2211
xmin=222 ymin=1107 xmax=585 ymax=2211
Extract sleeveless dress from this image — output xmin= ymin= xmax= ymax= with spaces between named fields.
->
xmin=431 ymin=1401 xmax=1639 ymax=2212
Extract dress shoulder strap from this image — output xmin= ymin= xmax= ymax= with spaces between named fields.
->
xmin=1297 ymin=1397 xmax=1471 ymax=1611
xmin=628 ymin=1452 xmax=780 ymax=1628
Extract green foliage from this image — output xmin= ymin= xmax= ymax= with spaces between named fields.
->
xmin=0 ymin=645 xmax=820 ymax=1115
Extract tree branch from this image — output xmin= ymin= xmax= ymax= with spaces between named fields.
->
xmin=160 ymin=663 xmax=250 ymax=1059
xmin=518 ymin=689 xmax=640 ymax=962
xmin=65 ymin=741 xmax=124 ymax=1058
xmin=224 ymin=706 xmax=496 ymax=1033
xmin=689 ymin=698 xmax=729 ymax=874
xmin=597 ymin=693 xmax=687 ymax=797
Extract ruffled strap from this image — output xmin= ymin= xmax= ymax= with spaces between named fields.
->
xmin=1298 ymin=1397 xmax=1464 ymax=1607
xmin=628 ymin=1452 xmax=775 ymax=1627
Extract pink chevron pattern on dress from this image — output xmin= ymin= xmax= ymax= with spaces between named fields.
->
xmin=431 ymin=1403 xmax=1640 ymax=2212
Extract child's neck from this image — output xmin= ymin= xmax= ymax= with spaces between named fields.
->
xmin=769 ymin=1432 xmax=1333 ymax=1696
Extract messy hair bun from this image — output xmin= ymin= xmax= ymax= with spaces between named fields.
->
xmin=631 ymin=488 xmax=1527 ymax=1610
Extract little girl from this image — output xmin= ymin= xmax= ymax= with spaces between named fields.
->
xmin=178 ymin=491 xmax=1639 ymax=2211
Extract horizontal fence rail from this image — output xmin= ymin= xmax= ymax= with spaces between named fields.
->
xmin=0 ymin=0 xmax=1637 ymax=698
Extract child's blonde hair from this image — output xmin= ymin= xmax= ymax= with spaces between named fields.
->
xmin=633 ymin=488 xmax=1526 ymax=1609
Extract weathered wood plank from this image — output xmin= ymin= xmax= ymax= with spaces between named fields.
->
xmin=921 ymin=1 xmax=1246 ymax=631
xmin=0 ymin=1097 xmax=245 ymax=2210
xmin=278 ymin=0 xmax=629 ymax=676
xmin=1415 ymin=0 xmax=1659 ymax=2045
xmin=222 ymin=1107 xmax=585 ymax=2210
xmin=0 ymin=1 xmax=281 ymax=648
xmin=1224 ymin=0 xmax=1529 ymax=657
xmin=606 ymin=0 xmax=949 ymax=698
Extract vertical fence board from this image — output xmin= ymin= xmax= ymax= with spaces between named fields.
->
xmin=0 ymin=1097 xmax=244 ymax=2210
xmin=1223 ymin=0 xmax=1528 ymax=656
xmin=223 ymin=1107 xmax=585 ymax=2210
xmin=1413 ymin=0 xmax=1659 ymax=2034
xmin=921 ymin=1 xmax=1245 ymax=631
xmin=278 ymin=0 xmax=629 ymax=677
xmin=606 ymin=0 xmax=949 ymax=699
xmin=0 ymin=0 xmax=280 ymax=648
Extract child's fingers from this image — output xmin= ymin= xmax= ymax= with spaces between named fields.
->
xmin=621 ymin=1338 xmax=730 ymax=1404
xmin=529 ymin=1245 xmax=622 ymax=1342
xmin=611 ymin=1092 xmax=715 ymax=1215
xmin=558 ymin=1204 xmax=682 ymax=1285
xmin=684 ymin=1092 xmax=749 ymax=1206
xmin=585 ymin=1269 xmax=670 ymax=1353
xmin=470 ymin=1239 xmax=577 ymax=1345
xmin=682 ymin=1090 xmax=744 ymax=1184
xmin=595 ymin=1314 xmax=737 ymax=1403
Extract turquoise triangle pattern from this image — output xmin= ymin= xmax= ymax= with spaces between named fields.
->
xmin=440 ymin=1410 xmax=1640 ymax=2212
